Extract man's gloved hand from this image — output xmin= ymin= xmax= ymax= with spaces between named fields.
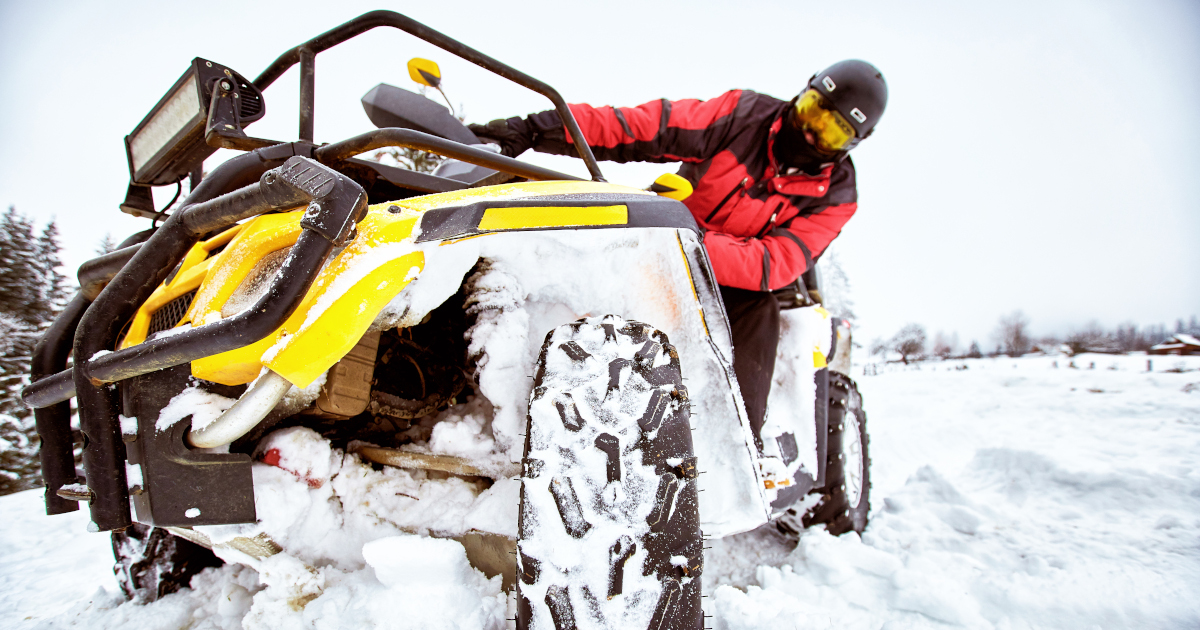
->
xmin=468 ymin=117 xmax=534 ymax=158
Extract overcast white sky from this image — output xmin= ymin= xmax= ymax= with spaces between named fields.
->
xmin=0 ymin=0 xmax=1196 ymax=348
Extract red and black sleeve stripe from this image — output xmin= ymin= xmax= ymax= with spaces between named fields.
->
xmin=527 ymin=90 xmax=750 ymax=164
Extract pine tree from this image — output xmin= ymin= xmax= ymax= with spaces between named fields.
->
xmin=0 ymin=207 xmax=72 ymax=495
xmin=95 ymin=233 xmax=118 ymax=256
xmin=36 ymin=221 xmax=69 ymax=322
xmin=0 ymin=207 xmax=42 ymax=325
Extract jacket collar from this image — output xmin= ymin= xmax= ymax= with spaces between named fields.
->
xmin=765 ymin=109 xmax=835 ymax=197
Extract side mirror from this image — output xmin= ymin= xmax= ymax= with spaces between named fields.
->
xmin=648 ymin=173 xmax=693 ymax=201
xmin=407 ymin=57 xmax=455 ymax=115
xmin=407 ymin=58 xmax=442 ymax=88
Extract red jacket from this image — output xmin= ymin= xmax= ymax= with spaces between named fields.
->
xmin=529 ymin=90 xmax=857 ymax=291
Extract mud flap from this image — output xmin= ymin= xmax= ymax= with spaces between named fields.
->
xmin=122 ymin=365 xmax=256 ymax=527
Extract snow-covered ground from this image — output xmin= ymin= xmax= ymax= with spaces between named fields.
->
xmin=3 ymin=353 xmax=1198 ymax=629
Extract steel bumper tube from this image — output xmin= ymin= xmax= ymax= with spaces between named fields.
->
xmin=40 ymin=156 xmax=367 ymax=531
xmin=29 ymin=235 xmax=156 ymax=514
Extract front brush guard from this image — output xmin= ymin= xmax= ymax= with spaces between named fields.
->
xmin=23 ymin=155 xmax=367 ymax=530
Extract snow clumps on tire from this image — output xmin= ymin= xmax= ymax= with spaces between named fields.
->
xmin=517 ymin=316 xmax=703 ymax=630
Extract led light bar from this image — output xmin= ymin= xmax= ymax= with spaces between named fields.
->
xmin=124 ymin=58 xmax=265 ymax=188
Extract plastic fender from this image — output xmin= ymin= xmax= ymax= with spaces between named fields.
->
xmin=188 ymin=183 xmax=646 ymax=386
xmin=191 ymin=207 xmax=422 ymax=386
xmin=187 ymin=213 xmax=305 ymax=321
xmin=262 ymin=209 xmax=423 ymax=387
xmin=759 ymin=305 xmax=835 ymax=510
xmin=265 ymin=248 xmax=424 ymax=387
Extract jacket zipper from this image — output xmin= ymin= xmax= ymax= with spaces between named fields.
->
xmin=704 ymin=177 xmax=750 ymax=223
xmin=756 ymin=207 xmax=780 ymax=239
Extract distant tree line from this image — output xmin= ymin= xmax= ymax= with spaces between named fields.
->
xmin=871 ymin=311 xmax=1198 ymax=363
xmin=0 ymin=206 xmax=70 ymax=495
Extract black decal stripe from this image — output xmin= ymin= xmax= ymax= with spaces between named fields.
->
xmin=769 ymin=227 xmax=813 ymax=272
xmin=760 ymin=247 xmax=771 ymax=292
xmin=612 ymin=106 xmax=635 ymax=140
xmin=659 ymin=99 xmax=671 ymax=137
xmin=416 ymin=196 xmax=700 ymax=242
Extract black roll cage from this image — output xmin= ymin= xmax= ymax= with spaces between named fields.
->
xmin=251 ymin=10 xmax=605 ymax=182
xmin=21 ymin=11 xmax=613 ymax=527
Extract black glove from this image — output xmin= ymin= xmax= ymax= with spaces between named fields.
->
xmin=468 ymin=117 xmax=535 ymax=158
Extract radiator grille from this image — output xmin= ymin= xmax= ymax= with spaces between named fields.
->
xmin=148 ymin=290 xmax=196 ymax=336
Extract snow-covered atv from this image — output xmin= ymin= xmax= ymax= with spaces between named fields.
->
xmin=22 ymin=11 xmax=869 ymax=626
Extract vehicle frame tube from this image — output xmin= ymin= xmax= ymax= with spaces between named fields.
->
xmin=315 ymin=128 xmax=581 ymax=182
xmin=252 ymin=10 xmax=605 ymax=182
xmin=31 ymin=239 xmax=150 ymax=514
xmin=64 ymin=156 xmax=366 ymax=531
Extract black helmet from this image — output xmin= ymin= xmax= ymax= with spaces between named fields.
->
xmin=808 ymin=60 xmax=888 ymax=142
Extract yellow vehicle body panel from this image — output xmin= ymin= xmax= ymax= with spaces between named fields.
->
xmin=186 ymin=212 xmax=306 ymax=322
xmin=261 ymin=209 xmax=424 ymax=387
xmin=395 ymin=179 xmax=651 ymax=212
xmin=191 ymin=207 xmax=423 ymax=387
xmin=122 ymin=180 xmax=660 ymax=388
xmin=477 ymin=205 xmax=627 ymax=231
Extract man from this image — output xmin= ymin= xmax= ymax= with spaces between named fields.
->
xmin=470 ymin=60 xmax=887 ymax=447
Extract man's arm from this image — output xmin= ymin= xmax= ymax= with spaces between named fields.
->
xmin=472 ymin=90 xmax=750 ymax=163
xmin=704 ymin=202 xmax=857 ymax=291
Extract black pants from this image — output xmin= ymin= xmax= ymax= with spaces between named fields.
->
xmin=719 ymin=286 xmax=780 ymax=451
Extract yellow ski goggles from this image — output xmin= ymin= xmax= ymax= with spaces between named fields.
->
xmin=792 ymin=88 xmax=857 ymax=153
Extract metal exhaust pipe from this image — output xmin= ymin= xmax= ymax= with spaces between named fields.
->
xmin=187 ymin=370 xmax=293 ymax=449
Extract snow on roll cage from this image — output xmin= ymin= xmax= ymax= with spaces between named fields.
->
xmin=19 ymin=11 xmax=724 ymax=532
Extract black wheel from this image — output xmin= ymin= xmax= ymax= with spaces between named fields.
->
xmin=803 ymin=372 xmax=870 ymax=535
xmin=112 ymin=524 xmax=224 ymax=602
xmin=517 ymin=316 xmax=702 ymax=630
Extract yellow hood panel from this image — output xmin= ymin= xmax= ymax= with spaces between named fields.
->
xmin=187 ymin=180 xmax=652 ymax=387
